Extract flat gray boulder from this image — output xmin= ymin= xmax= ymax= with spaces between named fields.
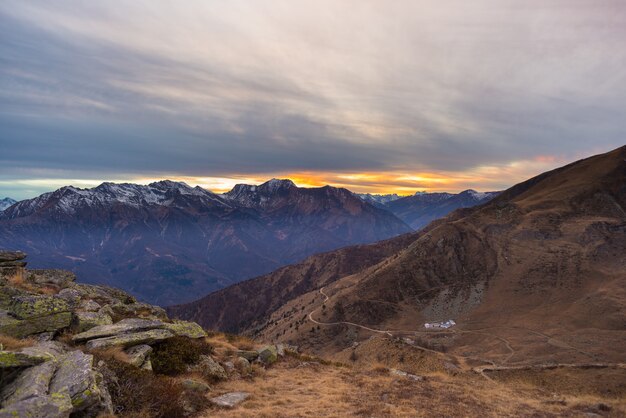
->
xmin=210 ymin=392 xmax=250 ymax=408
xmin=0 ymin=310 xmax=72 ymax=339
xmin=72 ymin=318 xmax=165 ymax=342
xmin=85 ymin=328 xmax=174 ymax=350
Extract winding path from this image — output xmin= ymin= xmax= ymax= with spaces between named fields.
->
xmin=306 ymin=286 xmax=606 ymax=373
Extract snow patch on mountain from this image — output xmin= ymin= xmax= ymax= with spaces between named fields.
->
xmin=356 ymin=193 xmax=402 ymax=205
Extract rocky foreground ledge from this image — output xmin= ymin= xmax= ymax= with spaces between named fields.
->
xmin=0 ymin=251 xmax=292 ymax=417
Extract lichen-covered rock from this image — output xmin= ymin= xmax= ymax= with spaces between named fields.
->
xmin=56 ymin=288 xmax=83 ymax=309
xmin=20 ymin=341 xmax=67 ymax=360
xmin=257 ymin=345 xmax=278 ymax=365
xmin=0 ymin=350 xmax=49 ymax=368
xmin=125 ymin=344 xmax=152 ymax=367
xmin=67 ymin=284 xmax=136 ymax=306
xmin=0 ymin=393 xmax=73 ymax=418
xmin=72 ymin=318 xmax=165 ymax=342
xmin=85 ymin=328 xmax=175 ymax=350
xmin=9 ymin=295 xmax=70 ymax=319
xmin=0 ymin=310 xmax=72 ymax=338
xmin=163 ymin=320 xmax=207 ymax=339
xmin=190 ymin=355 xmax=227 ymax=381
xmin=73 ymin=311 xmax=113 ymax=333
xmin=27 ymin=269 xmax=76 ymax=288
xmin=181 ymin=379 xmax=211 ymax=393
xmin=80 ymin=300 xmax=101 ymax=312
xmin=235 ymin=356 xmax=251 ymax=375
xmin=49 ymin=350 xmax=113 ymax=415
xmin=0 ymin=359 xmax=57 ymax=404
xmin=110 ymin=302 xmax=168 ymax=320
xmin=236 ymin=350 xmax=259 ymax=362
xmin=0 ymin=286 xmax=29 ymax=310
xmin=210 ymin=392 xmax=250 ymax=408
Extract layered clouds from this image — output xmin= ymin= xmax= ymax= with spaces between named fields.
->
xmin=1 ymin=1 xmax=625 ymax=198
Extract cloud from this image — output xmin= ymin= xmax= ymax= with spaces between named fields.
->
xmin=1 ymin=0 xmax=625 ymax=199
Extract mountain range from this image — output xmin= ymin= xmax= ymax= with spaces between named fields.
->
xmin=381 ymin=190 xmax=499 ymax=229
xmin=0 ymin=179 xmax=411 ymax=305
xmin=170 ymin=146 xmax=626 ymax=365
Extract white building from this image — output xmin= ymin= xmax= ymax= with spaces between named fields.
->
xmin=424 ymin=319 xmax=456 ymax=329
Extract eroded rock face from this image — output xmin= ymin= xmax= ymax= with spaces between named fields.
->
xmin=0 ymin=310 xmax=72 ymax=339
xmin=0 ymin=360 xmax=57 ymax=405
xmin=49 ymin=350 xmax=113 ymax=415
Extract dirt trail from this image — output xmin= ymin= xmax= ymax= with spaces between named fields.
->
xmin=307 ymin=286 xmax=605 ymax=374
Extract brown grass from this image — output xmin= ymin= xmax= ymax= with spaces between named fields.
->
xmin=5 ymin=270 xmax=59 ymax=295
xmin=205 ymin=332 xmax=257 ymax=354
xmin=197 ymin=350 xmax=626 ymax=418
xmin=92 ymin=346 xmax=131 ymax=363
xmin=0 ymin=335 xmax=36 ymax=350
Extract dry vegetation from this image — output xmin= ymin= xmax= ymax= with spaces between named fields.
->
xmin=200 ymin=351 xmax=626 ymax=417
xmin=0 ymin=335 xmax=36 ymax=350
xmin=191 ymin=333 xmax=625 ymax=417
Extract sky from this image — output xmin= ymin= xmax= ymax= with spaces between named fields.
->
xmin=1 ymin=1 xmax=625 ymax=200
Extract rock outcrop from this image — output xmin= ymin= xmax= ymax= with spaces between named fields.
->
xmin=0 ymin=252 xmax=209 ymax=417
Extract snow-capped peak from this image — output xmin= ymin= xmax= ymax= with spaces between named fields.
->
xmin=261 ymin=178 xmax=296 ymax=192
xmin=461 ymin=189 xmax=490 ymax=200
xmin=356 ymin=193 xmax=402 ymax=205
xmin=0 ymin=197 xmax=17 ymax=212
xmin=2 ymin=181 xmax=229 ymax=219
